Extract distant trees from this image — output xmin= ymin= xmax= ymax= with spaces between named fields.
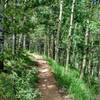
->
xmin=40 ymin=0 xmax=100 ymax=81
xmin=1 ymin=0 xmax=100 ymax=84
xmin=3 ymin=0 xmax=34 ymax=55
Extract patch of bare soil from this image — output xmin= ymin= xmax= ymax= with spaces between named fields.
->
xmin=34 ymin=54 xmax=72 ymax=100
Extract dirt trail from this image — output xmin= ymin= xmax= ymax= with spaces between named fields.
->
xmin=33 ymin=54 xmax=72 ymax=100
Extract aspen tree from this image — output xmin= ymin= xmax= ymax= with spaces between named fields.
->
xmin=0 ymin=0 xmax=4 ymax=70
xmin=66 ymin=0 xmax=76 ymax=70
xmin=55 ymin=0 xmax=63 ymax=62
xmin=80 ymin=20 xmax=89 ymax=79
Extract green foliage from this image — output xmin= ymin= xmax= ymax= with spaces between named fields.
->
xmin=0 ymin=52 xmax=40 ymax=100
xmin=2 ymin=0 xmax=100 ymax=99
xmin=47 ymin=58 xmax=93 ymax=100
xmin=12 ymin=68 xmax=40 ymax=100
xmin=0 ymin=73 xmax=15 ymax=100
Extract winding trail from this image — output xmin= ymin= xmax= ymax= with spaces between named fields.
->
xmin=33 ymin=54 xmax=72 ymax=100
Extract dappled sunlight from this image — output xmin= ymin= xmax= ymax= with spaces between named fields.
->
xmin=32 ymin=53 xmax=43 ymax=60
xmin=33 ymin=54 xmax=69 ymax=100
xmin=2 ymin=0 xmax=99 ymax=99
xmin=47 ymin=84 xmax=56 ymax=89
xmin=39 ymin=68 xmax=49 ymax=73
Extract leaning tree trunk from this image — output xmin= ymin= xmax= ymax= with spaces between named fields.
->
xmin=66 ymin=0 xmax=76 ymax=70
xmin=55 ymin=0 xmax=63 ymax=62
xmin=0 ymin=1 xmax=4 ymax=71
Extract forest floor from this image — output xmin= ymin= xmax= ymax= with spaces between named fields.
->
xmin=33 ymin=54 xmax=72 ymax=100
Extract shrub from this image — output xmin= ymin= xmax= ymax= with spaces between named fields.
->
xmin=0 ymin=52 xmax=40 ymax=100
xmin=12 ymin=67 xmax=40 ymax=100
xmin=0 ymin=72 xmax=15 ymax=100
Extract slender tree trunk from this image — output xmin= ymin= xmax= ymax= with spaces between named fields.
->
xmin=23 ymin=34 xmax=26 ymax=50
xmin=72 ymin=23 xmax=77 ymax=68
xmin=29 ymin=39 xmax=32 ymax=51
xmin=80 ymin=20 xmax=89 ymax=79
xmin=0 ymin=27 xmax=4 ymax=71
xmin=0 ymin=1 xmax=4 ymax=71
xmin=44 ymin=35 xmax=46 ymax=55
xmin=50 ymin=34 xmax=53 ymax=58
xmin=49 ymin=36 xmax=52 ymax=57
xmin=52 ymin=33 xmax=55 ymax=59
xmin=50 ymin=34 xmax=55 ymax=58
xmin=97 ymin=37 xmax=100 ymax=77
xmin=66 ymin=0 xmax=76 ymax=70
xmin=18 ymin=33 xmax=23 ymax=49
xmin=87 ymin=33 xmax=93 ymax=84
xmin=96 ymin=2 xmax=100 ymax=77
xmin=55 ymin=0 xmax=63 ymax=62
xmin=12 ymin=33 xmax=16 ymax=55
xmin=48 ymin=35 xmax=50 ymax=57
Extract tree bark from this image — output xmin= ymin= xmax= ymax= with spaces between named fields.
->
xmin=23 ymin=34 xmax=26 ymax=50
xmin=18 ymin=34 xmax=23 ymax=49
xmin=12 ymin=33 xmax=16 ymax=55
xmin=0 ymin=1 xmax=4 ymax=71
xmin=80 ymin=20 xmax=89 ymax=79
xmin=55 ymin=0 xmax=63 ymax=62
xmin=66 ymin=0 xmax=76 ymax=70
xmin=52 ymin=33 xmax=55 ymax=59
xmin=0 ymin=29 xmax=4 ymax=71
xmin=44 ymin=34 xmax=48 ymax=56
xmin=97 ymin=36 xmax=100 ymax=77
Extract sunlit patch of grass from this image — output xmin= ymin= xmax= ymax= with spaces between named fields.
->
xmin=47 ymin=58 xmax=94 ymax=100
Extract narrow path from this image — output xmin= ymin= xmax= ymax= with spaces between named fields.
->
xmin=33 ymin=54 xmax=72 ymax=100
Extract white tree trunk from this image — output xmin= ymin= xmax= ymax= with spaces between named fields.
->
xmin=80 ymin=20 xmax=89 ymax=79
xmin=18 ymin=34 xmax=23 ymax=49
xmin=66 ymin=0 xmax=76 ymax=70
xmin=12 ymin=33 xmax=16 ymax=55
xmin=55 ymin=0 xmax=63 ymax=62
xmin=23 ymin=34 xmax=26 ymax=50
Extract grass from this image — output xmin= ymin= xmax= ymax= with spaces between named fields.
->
xmin=47 ymin=57 xmax=94 ymax=100
xmin=0 ymin=51 xmax=40 ymax=100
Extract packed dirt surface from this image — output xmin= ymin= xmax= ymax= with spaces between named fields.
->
xmin=33 ymin=54 xmax=72 ymax=100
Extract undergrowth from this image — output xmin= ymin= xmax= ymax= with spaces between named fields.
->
xmin=0 ymin=51 xmax=40 ymax=100
xmin=47 ymin=58 xmax=94 ymax=100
